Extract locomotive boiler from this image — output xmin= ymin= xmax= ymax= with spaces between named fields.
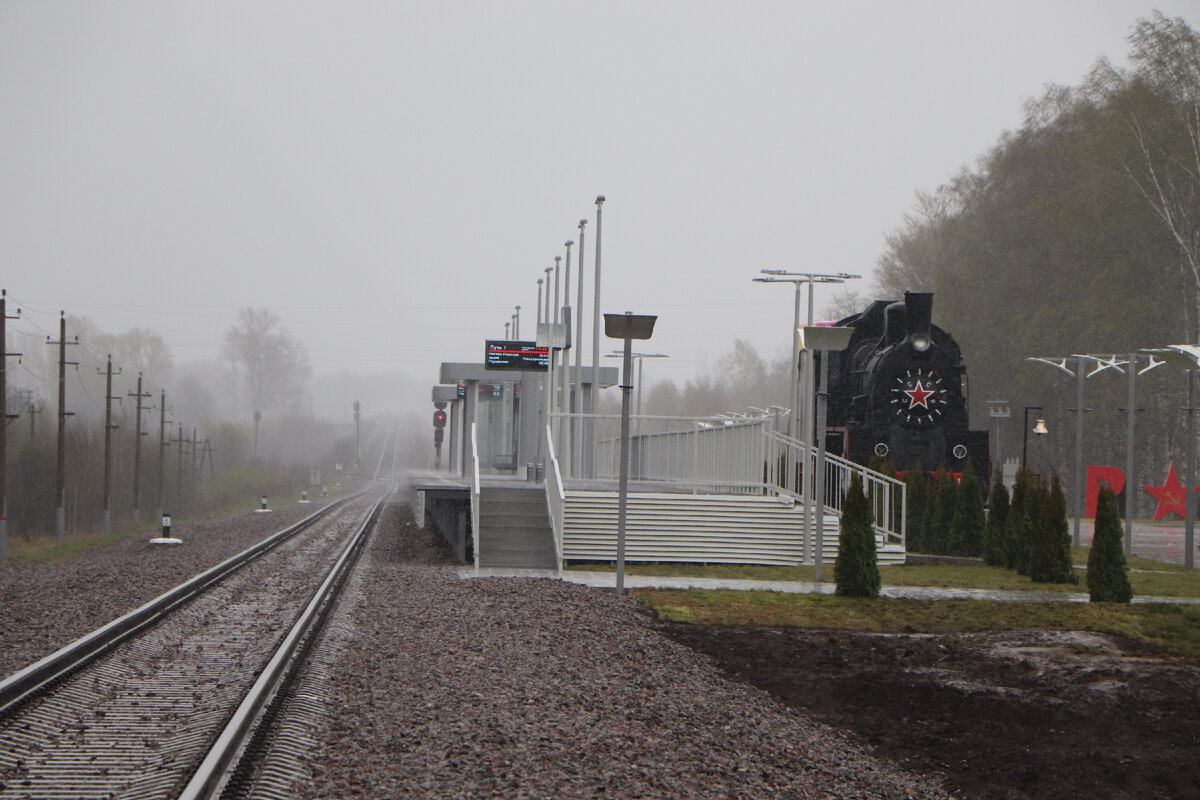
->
xmin=822 ymin=291 xmax=989 ymax=481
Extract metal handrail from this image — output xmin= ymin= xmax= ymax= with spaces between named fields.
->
xmin=548 ymin=411 xmax=905 ymax=548
xmin=469 ymin=423 xmax=481 ymax=569
xmin=544 ymin=423 xmax=565 ymax=568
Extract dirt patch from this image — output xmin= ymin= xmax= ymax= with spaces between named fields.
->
xmin=660 ymin=624 xmax=1200 ymax=799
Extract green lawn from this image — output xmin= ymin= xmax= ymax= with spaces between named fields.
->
xmin=639 ymin=589 xmax=1200 ymax=657
xmin=569 ymin=549 xmax=1200 ymax=598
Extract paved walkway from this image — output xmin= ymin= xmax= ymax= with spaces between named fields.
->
xmin=456 ymin=567 xmax=1200 ymax=605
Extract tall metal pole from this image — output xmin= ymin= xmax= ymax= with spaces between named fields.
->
xmin=536 ymin=279 xmax=543 ymax=326
xmin=1125 ymin=353 xmax=1136 ymax=557
xmin=1186 ymin=370 xmax=1196 ymax=570
xmin=157 ymin=390 xmax=168 ymax=519
xmin=544 ymin=266 xmax=553 ymax=323
xmin=616 ymin=332 xmax=633 ymax=595
xmin=1073 ymin=358 xmax=1085 ymax=547
xmin=574 ymin=219 xmax=587 ymax=475
xmin=0 ymin=291 xmax=17 ymax=559
xmin=101 ymin=355 xmax=115 ymax=534
xmin=813 ymin=348 xmax=831 ymax=582
xmin=130 ymin=373 xmax=150 ymax=523
xmin=514 ymin=306 xmax=520 ymax=340
xmin=590 ymin=196 xmax=604 ymax=429
xmin=53 ymin=313 xmax=70 ymax=542
xmin=561 ymin=242 xmax=573 ymax=458
xmin=553 ymin=256 xmax=561 ymax=325
xmin=802 ymin=281 xmax=818 ymax=563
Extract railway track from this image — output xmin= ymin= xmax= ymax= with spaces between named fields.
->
xmin=0 ymin=477 xmax=390 ymax=799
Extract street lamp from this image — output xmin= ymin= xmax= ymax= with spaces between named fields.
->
xmin=754 ymin=270 xmax=860 ymax=563
xmin=604 ymin=311 xmax=657 ymax=595
xmin=514 ymin=305 xmax=521 ymax=339
xmin=1022 ymin=406 xmax=1047 ymax=472
xmin=605 ymin=351 xmax=669 ymax=416
xmin=1142 ymin=346 xmax=1199 ymax=570
xmin=800 ymin=325 xmax=855 ymax=581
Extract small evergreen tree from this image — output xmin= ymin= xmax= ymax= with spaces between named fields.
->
xmin=982 ymin=467 xmax=1010 ymax=566
xmin=904 ymin=465 xmax=928 ymax=554
xmin=930 ymin=467 xmax=958 ymax=555
xmin=954 ymin=459 xmax=986 ymax=557
xmin=1087 ymin=483 xmax=1133 ymax=602
xmin=1005 ymin=468 xmax=1036 ymax=574
xmin=835 ymin=473 xmax=881 ymax=597
xmin=1030 ymin=473 xmax=1076 ymax=583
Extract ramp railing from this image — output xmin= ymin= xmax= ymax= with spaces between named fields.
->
xmin=469 ymin=423 xmax=481 ymax=568
xmin=549 ymin=412 xmax=905 ymax=548
xmin=544 ymin=423 xmax=565 ymax=567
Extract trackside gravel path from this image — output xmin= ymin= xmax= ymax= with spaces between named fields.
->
xmin=300 ymin=503 xmax=949 ymax=799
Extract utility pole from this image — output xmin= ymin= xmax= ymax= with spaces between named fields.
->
xmin=1 ymin=290 xmax=22 ymax=561
xmin=354 ymin=399 xmax=361 ymax=470
xmin=27 ymin=400 xmax=40 ymax=444
xmin=191 ymin=425 xmax=199 ymax=506
xmin=157 ymin=390 xmax=171 ymax=520
xmin=47 ymin=312 xmax=78 ymax=543
xmin=128 ymin=374 xmax=152 ymax=522
xmin=176 ymin=423 xmax=186 ymax=514
xmin=99 ymin=355 xmax=121 ymax=534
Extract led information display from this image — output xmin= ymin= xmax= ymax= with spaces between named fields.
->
xmin=485 ymin=340 xmax=549 ymax=371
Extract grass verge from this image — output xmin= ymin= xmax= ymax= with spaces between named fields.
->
xmin=639 ymin=588 xmax=1200 ymax=657
xmin=569 ymin=555 xmax=1200 ymax=598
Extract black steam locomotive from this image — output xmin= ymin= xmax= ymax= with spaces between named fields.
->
xmin=822 ymin=291 xmax=989 ymax=481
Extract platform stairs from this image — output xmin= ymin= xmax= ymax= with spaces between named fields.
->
xmin=468 ymin=415 xmax=906 ymax=571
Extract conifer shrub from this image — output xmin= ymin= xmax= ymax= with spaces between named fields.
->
xmin=1005 ymin=468 xmax=1036 ymax=574
xmin=904 ymin=465 xmax=928 ymax=553
xmin=982 ymin=467 xmax=1009 ymax=566
xmin=835 ymin=472 xmax=881 ymax=598
xmin=1087 ymin=483 xmax=1133 ymax=602
xmin=1030 ymin=473 xmax=1076 ymax=583
xmin=954 ymin=459 xmax=986 ymax=557
xmin=930 ymin=467 xmax=958 ymax=555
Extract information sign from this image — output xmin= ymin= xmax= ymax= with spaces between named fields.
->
xmin=485 ymin=340 xmax=549 ymax=371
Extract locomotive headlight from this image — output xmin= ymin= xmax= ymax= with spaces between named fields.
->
xmin=911 ymin=333 xmax=931 ymax=352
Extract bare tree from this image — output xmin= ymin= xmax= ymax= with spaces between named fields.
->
xmin=221 ymin=308 xmax=311 ymax=421
xmin=1089 ymin=13 xmax=1200 ymax=338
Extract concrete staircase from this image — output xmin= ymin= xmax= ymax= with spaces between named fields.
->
xmin=477 ymin=485 xmax=558 ymax=569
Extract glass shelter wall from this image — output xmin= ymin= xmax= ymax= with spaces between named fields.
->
xmin=474 ymin=381 xmax=521 ymax=474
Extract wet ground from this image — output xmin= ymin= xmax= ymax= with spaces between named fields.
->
xmin=661 ymin=625 xmax=1200 ymax=800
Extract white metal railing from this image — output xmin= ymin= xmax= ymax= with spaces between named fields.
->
xmin=544 ymin=423 xmax=565 ymax=567
xmin=552 ymin=413 xmax=772 ymax=493
xmin=469 ymin=423 xmax=481 ymax=568
xmin=548 ymin=412 xmax=906 ymax=548
xmin=764 ymin=432 xmax=906 ymax=548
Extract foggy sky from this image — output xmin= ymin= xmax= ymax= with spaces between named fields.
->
xmin=2 ymin=1 xmax=1194 ymax=415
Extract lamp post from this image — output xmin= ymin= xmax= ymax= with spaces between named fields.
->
xmin=514 ymin=305 xmax=520 ymax=339
xmin=604 ymin=311 xmax=657 ymax=594
xmin=606 ymin=351 xmax=669 ymax=416
xmin=590 ymin=197 xmax=605 ymax=443
xmin=544 ymin=266 xmax=554 ymax=324
xmin=754 ymin=270 xmax=860 ymax=564
xmin=1028 ymin=354 xmax=1126 ymax=547
xmin=1142 ymin=346 xmax=1200 ymax=570
xmin=1022 ymin=406 xmax=1046 ymax=471
xmin=574 ymin=219 xmax=587 ymax=477
xmin=800 ymin=325 xmax=855 ymax=581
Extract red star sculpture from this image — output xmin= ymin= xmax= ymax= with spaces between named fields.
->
xmin=1142 ymin=464 xmax=1199 ymax=521
xmin=904 ymin=379 xmax=933 ymax=410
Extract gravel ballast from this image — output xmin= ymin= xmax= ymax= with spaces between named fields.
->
xmin=302 ymin=501 xmax=950 ymax=799
xmin=0 ymin=496 xmax=344 ymax=678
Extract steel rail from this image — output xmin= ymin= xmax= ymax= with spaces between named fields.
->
xmin=0 ymin=491 xmax=365 ymax=715
xmin=180 ymin=495 xmax=386 ymax=799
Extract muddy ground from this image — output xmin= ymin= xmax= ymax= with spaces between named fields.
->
xmin=660 ymin=624 xmax=1200 ymax=799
